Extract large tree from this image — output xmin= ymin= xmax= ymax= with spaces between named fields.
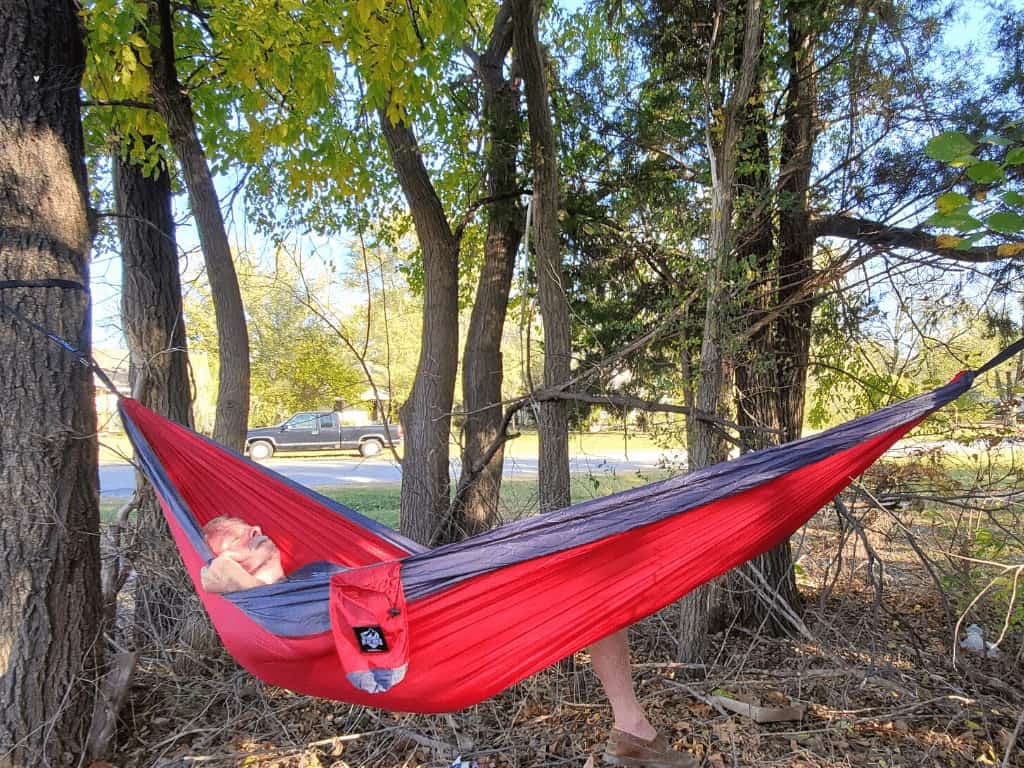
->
xmin=728 ymin=0 xmax=820 ymax=630
xmin=550 ymin=0 xmax=1023 ymax=659
xmin=146 ymin=0 xmax=250 ymax=450
xmin=113 ymin=150 xmax=196 ymax=635
xmin=515 ymin=0 xmax=573 ymax=513
xmin=676 ymin=0 xmax=765 ymax=658
xmin=80 ymin=0 xmax=251 ymax=450
xmin=378 ymin=114 xmax=462 ymax=545
xmin=448 ymin=0 xmax=526 ymax=541
xmin=0 ymin=1 xmax=103 ymax=762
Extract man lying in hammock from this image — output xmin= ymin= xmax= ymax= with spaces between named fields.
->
xmin=198 ymin=515 xmax=696 ymax=768
xmin=199 ymin=515 xmax=285 ymax=593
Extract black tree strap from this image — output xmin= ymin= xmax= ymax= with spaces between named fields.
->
xmin=974 ymin=337 xmax=1024 ymax=378
xmin=0 ymin=278 xmax=87 ymax=291
xmin=0 ymin=286 xmax=123 ymax=398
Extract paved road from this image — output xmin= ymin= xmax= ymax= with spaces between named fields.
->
xmin=100 ymin=435 xmax=1023 ymax=499
xmin=99 ymin=449 xmax=686 ymax=499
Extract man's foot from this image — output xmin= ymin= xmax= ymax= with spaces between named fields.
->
xmin=604 ymin=728 xmax=698 ymax=768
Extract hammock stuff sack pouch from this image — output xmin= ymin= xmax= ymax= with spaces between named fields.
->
xmin=329 ymin=560 xmax=410 ymax=693
xmin=118 ymin=357 xmax=1008 ymax=713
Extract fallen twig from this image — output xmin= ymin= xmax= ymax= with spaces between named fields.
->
xmin=1002 ymin=709 xmax=1024 ymax=768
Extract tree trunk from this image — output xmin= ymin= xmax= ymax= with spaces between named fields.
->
xmin=737 ymin=0 xmax=820 ymax=627
xmin=379 ymin=113 xmax=460 ymax=546
xmin=678 ymin=0 xmax=763 ymax=662
xmin=114 ymin=152 xmax=199 ymax=643
xmin=147 ymin=0 xmax=249 ymax=450
xmin=514 ymin=0 xmax=571 ymax=514
xmin=776 ymin=0 xmax=818 ymax=447
xmin=115 ymin=154 xmax=192 ymax=430
xmin=0 ymin=2 xmax=103 ymax=763
xmin=730 ymin=73 xmax=803 ymax=633
xmin=449 ymin=2 xmax=524 ymax=542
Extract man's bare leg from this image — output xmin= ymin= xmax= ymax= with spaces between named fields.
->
xmin=588 ymin=629 xmax=657 ymax=739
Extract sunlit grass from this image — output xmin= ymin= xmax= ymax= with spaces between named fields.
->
xmin=99 ymin=468 xmax=672 ymax=528
xmin=319 ymin=468 xmax=671 ymax=530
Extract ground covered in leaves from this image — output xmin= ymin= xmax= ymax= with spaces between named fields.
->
xmin=109 ymin=455 xmax=1024 ymax=768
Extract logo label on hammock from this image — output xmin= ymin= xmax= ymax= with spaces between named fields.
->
xmin=354 ymin=625 xmax=388 ymax=653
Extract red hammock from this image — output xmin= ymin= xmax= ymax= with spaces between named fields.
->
xmin=120 ymin=362 xmax=987 ymax=713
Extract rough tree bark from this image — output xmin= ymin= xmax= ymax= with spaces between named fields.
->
xmin=115 ymin=153 xmax=193 ymax=431
xmin=85 ymin=150 xmax=199 ymax=760
xmin=514 ymin=0 xmax=572 ymax=514
xmin=727 ymin=17 xmax=816 ymax=631
xmin=743 ymin=0 xmax=821 ymax=626
xmin=379 ymin=113 xmax=460 ymax=546
xmin=730 ymin=71 xmax=802 ymax=632
xmin=678 ymin=0 xmax=763 ymax=662
xmin=0 ymin=1 xmax=103 ymax=763
xmin=448 ymin=0 xmax=525 ymax=542
xmin=113 ymin=152 xmax=197 ymax=633
xmin=147 ymin=0 xmax=249 ymax=450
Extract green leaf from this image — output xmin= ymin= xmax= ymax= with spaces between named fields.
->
xmin=1006 ymin=147 xmax=1024 ymax=166
xmin=925 ymin=131 xmax=976 ymax=162
xmin=927 ymin=210 xmax=983 ymax=231
xmin=954 ymin=233 xmax=985 ymax=250
xmin=979 ymin=134 xmax=1012 ymax=146
xmin=936 ymin=192 xmax=969 ymax=214
xmin=949 ymin=155 xmax=978 ymax=168
xmin=1003 ymin=191 xmax=1024 ymax=207
xmin=986 ymin=211 xmax=1024 ymax=234
xmin=966 ymin=161 xmax=1005 ymax=184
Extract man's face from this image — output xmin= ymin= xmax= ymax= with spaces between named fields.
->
xmin=209 ymin=520 xmax=284 ymax=585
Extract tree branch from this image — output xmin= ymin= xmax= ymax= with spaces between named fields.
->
xmin=532 ymin=388 xmax=779 ymax=437
xmin=453 ymin=188 xmax=531 ymax=243
xmin=812 ymin=213 xmax=1020 ymax=264
xmin=81 ymin=98 xmax=157 ymax=111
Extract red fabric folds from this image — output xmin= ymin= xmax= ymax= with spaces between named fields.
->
xmin=130 ymin=394 xmax=925 ymax=711
xmin=120 ymin=399 xmax=413 ymax=571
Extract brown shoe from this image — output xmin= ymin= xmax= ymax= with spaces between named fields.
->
xmin=604 ymin=729 xmax=698 ymax=768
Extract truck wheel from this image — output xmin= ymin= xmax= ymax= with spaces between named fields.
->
xmin=249 ymin=441 xmax=275 ymax=461
xmin=359 ymin=439 xmax=384 ymax=458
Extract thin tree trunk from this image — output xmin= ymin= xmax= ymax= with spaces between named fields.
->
xmin=678 ymin=0 xmax=763 ymax=662
xmin=379 ymin=113 xmax=460 ymax=546
xmin=515 ymin=0 xmax=571 ymax=514
xmin=114 ymin=152 xmax=199 ymax=640
xmin=147 ymin=0 xmax=249 ymax=450
xmin=449 ymin=1 xmax=524 ymax=542
xmin=0 ymin=1 xmax=103 ymax=762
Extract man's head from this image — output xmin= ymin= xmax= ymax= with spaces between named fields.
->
xmin=202 ymin=516 xmax=285 ymax=585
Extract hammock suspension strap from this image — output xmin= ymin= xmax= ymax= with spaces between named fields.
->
xmin=0 ymin=278 xmax=123 ymax=397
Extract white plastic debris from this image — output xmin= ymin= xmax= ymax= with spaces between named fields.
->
xmin=959 ymin=624 xmax=1000 ymax=658
xmin=447 ymin=759 xmax=479 ymax=768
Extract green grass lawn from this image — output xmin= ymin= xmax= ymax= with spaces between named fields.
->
xmin=320 ymin=468 xmax=669 ymax=530
xmin=100 ymin=468 xmax=670 ymax=527
xmin=503 ymin=429 xmax=669 ymax=459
